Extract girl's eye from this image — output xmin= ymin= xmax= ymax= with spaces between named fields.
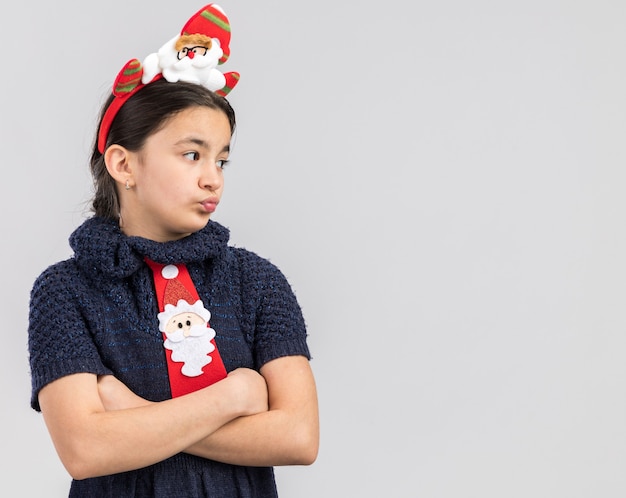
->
xmin=217 ymin=159 xmax=230 ymax=170
xmin=183 ymin=151 xmax=200 ymax=161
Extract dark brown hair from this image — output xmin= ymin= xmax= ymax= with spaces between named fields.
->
xmin=90 ymin=79 xmax=236 ymax=220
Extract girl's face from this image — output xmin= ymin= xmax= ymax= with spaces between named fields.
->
xmin=121 ymin=106 xmax=231 ymax=242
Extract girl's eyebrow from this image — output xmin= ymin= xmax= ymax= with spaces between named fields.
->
xmin=177 ymin=137 xmax=230 ymax=153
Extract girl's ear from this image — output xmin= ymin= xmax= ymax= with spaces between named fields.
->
xmin=104 ymin=145 xmax=134 ymax=187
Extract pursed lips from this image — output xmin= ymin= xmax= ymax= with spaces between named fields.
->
xmin=200 ymin=198 xmax=219 ymax=213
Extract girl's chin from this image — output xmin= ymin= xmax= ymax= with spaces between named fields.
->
xmin=121 ymin=214 xmax=212 ymax=242
xmin=180 ymin=216 xmax=212 ymax=234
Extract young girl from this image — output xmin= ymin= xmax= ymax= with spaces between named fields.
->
xmin=27 ymin=4 xmax=318 ymax=497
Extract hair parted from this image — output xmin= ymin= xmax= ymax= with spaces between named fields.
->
xmin=89 ymin=79 xmax=236 ymax=220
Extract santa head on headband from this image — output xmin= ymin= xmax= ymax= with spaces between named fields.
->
xmin=141 ymin=3 xmax=236 ymax=93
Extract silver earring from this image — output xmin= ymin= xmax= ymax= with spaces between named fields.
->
xmin=125 ymin=179 xmax=131 ymax=190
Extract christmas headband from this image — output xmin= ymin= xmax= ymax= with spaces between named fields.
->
xmin=97 ymin=3 xmax=240 ymax=154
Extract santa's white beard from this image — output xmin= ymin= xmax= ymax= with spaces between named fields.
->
xmin=166 ymin=55 xmax=210 ymax=75
xmin=158 ymin=44 xmax=225 ymax=90
xmin=164 ymin=325 xmax=216 ymax=377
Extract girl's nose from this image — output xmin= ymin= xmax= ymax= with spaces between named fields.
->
xmin=200 ymin=163 xmax=223 ymax=190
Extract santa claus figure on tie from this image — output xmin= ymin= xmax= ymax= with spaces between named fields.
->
xmin=158 ymin=296 xmax=216 ymax=378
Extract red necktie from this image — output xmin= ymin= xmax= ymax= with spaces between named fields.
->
xmin=145 ymin=258 xmax=227 ymax=397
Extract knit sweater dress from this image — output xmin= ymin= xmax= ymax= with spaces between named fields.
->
xmin=28 ymin=216 xmax=310 ymax=497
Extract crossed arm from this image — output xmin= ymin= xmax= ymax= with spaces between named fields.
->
xmin=38 ymin=355 xmax=319 ymax=480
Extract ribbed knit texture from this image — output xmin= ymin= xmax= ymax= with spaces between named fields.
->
xmin=28 ymin=216 xmax=310 ymax=497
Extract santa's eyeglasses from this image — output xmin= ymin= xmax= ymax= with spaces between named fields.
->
xmin=177 ymin=46 xmax=209 ymax=60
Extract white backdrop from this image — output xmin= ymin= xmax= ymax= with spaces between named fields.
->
xmin=2 ymin=1 xmax=626 ymax=496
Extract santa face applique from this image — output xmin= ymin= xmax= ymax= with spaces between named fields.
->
xmin=159 ymin=298 xmax=216 ymax=377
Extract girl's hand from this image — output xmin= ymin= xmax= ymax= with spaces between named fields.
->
xmin=226 ymin=368 xmax=269 ymax=416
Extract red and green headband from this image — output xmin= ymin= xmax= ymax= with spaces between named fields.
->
xmin=97 ymin=3 xmax=240 ymax=154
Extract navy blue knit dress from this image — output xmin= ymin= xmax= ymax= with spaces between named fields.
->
xmin=28 ymin=216 xmax=310 ymax=497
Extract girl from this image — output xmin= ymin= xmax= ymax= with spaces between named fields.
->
xmin=27 ymin=5 xmax=318 ymax=497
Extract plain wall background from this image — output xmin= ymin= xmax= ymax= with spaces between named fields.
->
xmin=3 ymin=1 xmax=626 ymax=496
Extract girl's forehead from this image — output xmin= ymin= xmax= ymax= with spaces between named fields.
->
xmin=156 ymin=107 xmax=231 ymax=142
xmin=169 ymin=106 xmax=228 ymax=125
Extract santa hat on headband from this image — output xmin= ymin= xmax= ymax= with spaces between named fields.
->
xmin=181 ymin=3 xmax=232 ymax=64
